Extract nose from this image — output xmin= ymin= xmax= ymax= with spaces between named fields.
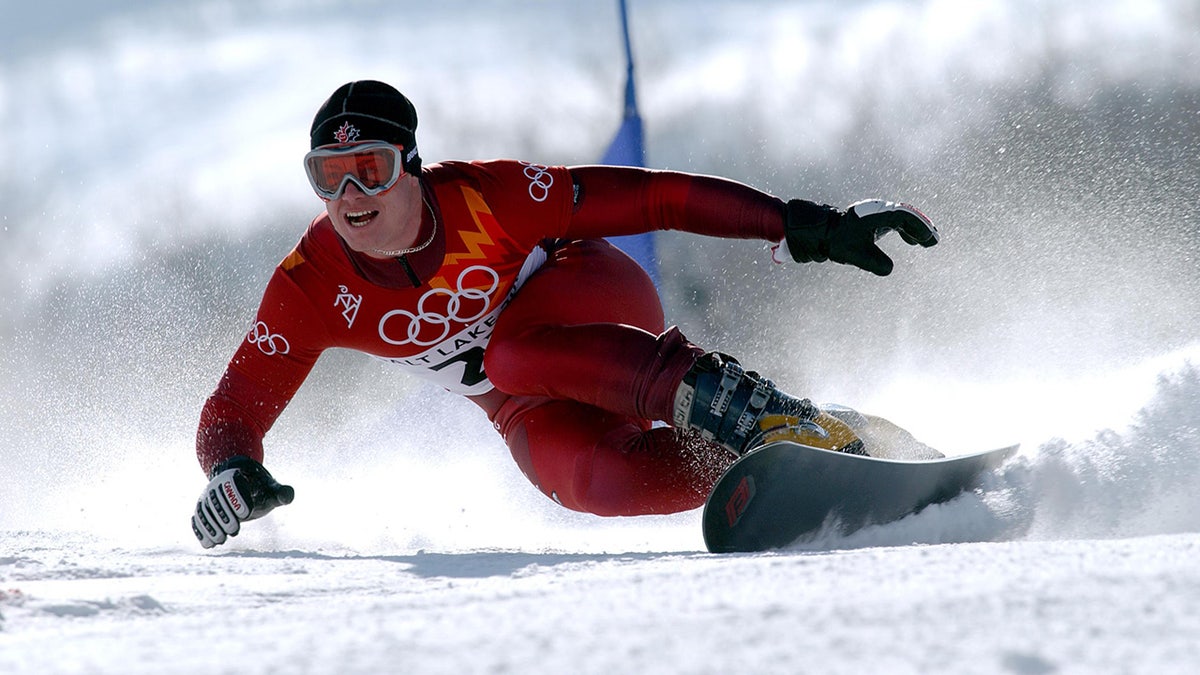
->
xmin=338 ymin=178 xmax=366 ymax=199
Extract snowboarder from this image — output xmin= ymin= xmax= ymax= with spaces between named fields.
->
xmin=191 ymin=80 xmax=938 ymax=548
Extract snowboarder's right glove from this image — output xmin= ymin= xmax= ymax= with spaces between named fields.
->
xmin=784 ymin=199 xmax=939 ymax=276
xmin=191 ymin=455 xmax=294 ymax=549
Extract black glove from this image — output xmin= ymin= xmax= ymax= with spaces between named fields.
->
xmin=785 ymin=199 xmax=939 ymax=276
xmin=191 ymin=456 xmax=295 ymax=549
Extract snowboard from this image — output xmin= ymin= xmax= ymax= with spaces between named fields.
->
xmin=702 ymin=440 xmax=1018 ymax=553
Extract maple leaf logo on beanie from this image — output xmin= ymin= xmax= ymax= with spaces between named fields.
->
xmin=333 ymin=122 xmax=360 ymax=144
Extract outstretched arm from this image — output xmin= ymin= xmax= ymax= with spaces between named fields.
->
xmin=565 ymin=165 xmax=938 ymax=276
xmin=191 ymin=263 xmax=325 ymax=548
xmin=565 ymin=165 xmax=786 ymax=241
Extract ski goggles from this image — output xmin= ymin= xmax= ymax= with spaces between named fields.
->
xmin=303 ymin=142 xmax=406 ymax=200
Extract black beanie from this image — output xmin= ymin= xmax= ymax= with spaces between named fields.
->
xmin=309 ymin=80 xmax=421 ymax=173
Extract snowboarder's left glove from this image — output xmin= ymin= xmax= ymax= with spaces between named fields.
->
xmin=784 ymin=199 xmax=938 ymax=276
xmin=191 ymin=456 xmax=294 ymax=549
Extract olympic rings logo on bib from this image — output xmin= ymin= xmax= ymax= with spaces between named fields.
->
xmin=378 ymin=265 xmax=501 ymax=346
xmin=247 ymin=321 xmax=291 ymax=356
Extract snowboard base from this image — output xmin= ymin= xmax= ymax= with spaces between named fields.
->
xmin=702 ymin=441 xmax=1017 ymax=553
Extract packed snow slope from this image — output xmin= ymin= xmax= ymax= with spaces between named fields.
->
xmin=3 ymin=0 xmax=1200 ymax=673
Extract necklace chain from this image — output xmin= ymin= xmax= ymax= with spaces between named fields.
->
xmin=371 ymin=195 xmax=438 ymax=258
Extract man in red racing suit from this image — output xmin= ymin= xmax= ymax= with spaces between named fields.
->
xmin=191 ymin=80 xmax=938 ymax=548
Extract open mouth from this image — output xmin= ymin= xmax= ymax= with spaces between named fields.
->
xmin=345 ymin=210 xmax=379 ymax=228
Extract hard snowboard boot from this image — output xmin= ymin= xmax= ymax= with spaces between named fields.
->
xmin=672 ymin=352 xmax=866 ymax=457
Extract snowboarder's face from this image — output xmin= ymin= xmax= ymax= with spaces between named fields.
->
xmin=325 ymin=171 xmax=423 ymax=259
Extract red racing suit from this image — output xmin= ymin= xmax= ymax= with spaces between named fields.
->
xmin=197 ymin=160 xmax=787 ymax=515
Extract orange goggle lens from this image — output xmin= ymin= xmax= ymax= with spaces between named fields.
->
xmin=303 ymin=142 xmax=405 ymax=200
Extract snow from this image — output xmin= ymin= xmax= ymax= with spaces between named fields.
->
xmin=4 ymin=0 xmax=1200 ymax=672
xmin=4 ymin=534 xmax=1200 ymax=673
xmin=5 ymin=350 xmax=1200 ymax=673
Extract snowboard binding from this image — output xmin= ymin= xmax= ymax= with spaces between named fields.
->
xmin=673 ymin=352 xmax=866 ymax=457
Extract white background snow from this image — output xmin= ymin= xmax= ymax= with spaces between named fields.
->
xmin=3 ymin=1 xmax=1200 ymax=673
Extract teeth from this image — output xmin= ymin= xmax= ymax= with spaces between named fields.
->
xmin=346 ymin=210 xmax=377 ymax=227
